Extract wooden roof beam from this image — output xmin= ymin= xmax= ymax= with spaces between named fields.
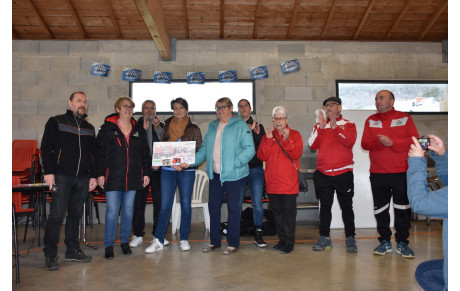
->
xmin=103 ymin=0 xmax=122 ymax=38
xmin=353 ymin=0 xmax=376 ymax=40
xmin=386 ymin=0 xmax=412 ymax=39
xmin=287 ymin=0 xmax=300 ymax=39
xmin=134 ymin=0 xmax=171 ymax=60
xmin=252 ymin=0 xmax=263 ymax=39
xmin=321 ymin=0 xmax=338 ymax=39
xmin=26 ymin=0 xmax=54 ymax=39
xmin=220 ymin=0 xmax=224 ymax=39
xmin=182 ymin=0 xmax=189 ymax=39
xmin=418 ymin=0 xmax=448 ymax=40
xmin=64 ymin=0 xmax=88 ymax=39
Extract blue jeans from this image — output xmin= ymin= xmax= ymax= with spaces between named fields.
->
xmin=241 ymin=166 xmax=265 ymax=226
xmin=43 ymin=175 xmax=89 ymax=257
xmin=154 ymin=168 xmax=195 ymax=243
xmin=104 ymin=190 xmax=136 ymax=246
xmin=415 ymin=259 xmax=445 ymax=291
xmin=209 ymin=174 xmax=245 ymax=248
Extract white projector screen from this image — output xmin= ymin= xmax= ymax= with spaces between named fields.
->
xmin=129 ymin=79 xmax=255 ymax=115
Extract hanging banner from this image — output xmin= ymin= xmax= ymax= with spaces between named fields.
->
xmin=250 ymin=66 xmax=269 ymax=80
xmin=122 ymin=68 xmax=142 ymax=81
xmin=91 ymin=62 xmax=110 ymax=77
xmin=219 ymin=70 xmax=237 ymax=83
xmin=153 ymin=71 xmax=172 ymax=84
xmin=187 ymin=72 xmax=205 ymax=84
xmin=280 ymin=59 xmax=300 ymax=73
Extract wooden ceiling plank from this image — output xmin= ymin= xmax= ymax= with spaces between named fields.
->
xmin=103 ymin=0 xmax=122 ymax=38
xmin=252 ymin=0 xmax=263 ymax=39
xmin=418 ymin=0 xmax=447 ymax=40
xmin=385 ymin=0 xmax=412 ymax=39
xmin=286 ymin=0 xmax=300 ymax=39
xmin=134 ymin=0 xmax=171 ymax=60
xmin=12 ymin=27 xmax=20 ymax=39
xmin=220 ymin=0 xmax=224 ymax=38
xmin=64 ymin=0 xmax=88 ymax=39
xmin=353 ymin=0 xmax=377 ymax=40
xmin=26 ymin=0 xmax=54 ymax=39
xmin=321 ymin=0 xmax=338 ymax=39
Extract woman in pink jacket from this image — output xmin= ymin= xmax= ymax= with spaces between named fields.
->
xmin=257 ymin=106 xmax=303 ymax=254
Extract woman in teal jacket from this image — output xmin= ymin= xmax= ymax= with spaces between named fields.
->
xmin=186 ymin=97 xmax=255 ymax=255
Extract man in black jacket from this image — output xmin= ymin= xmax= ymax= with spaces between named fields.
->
xmin=238 ymin=99 xmax=267 ymax=248
xmin=129 ymin=100 xmax=166 ymax=248
xmin=41 ymin=92 xmax=98 ymax=271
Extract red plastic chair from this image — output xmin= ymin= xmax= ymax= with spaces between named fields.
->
xmin=12 ymin=176 xmax=36 ymax=242
xmin=12 ymin=140 xmax=40 ymax=183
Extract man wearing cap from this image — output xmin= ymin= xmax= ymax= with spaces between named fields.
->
xmin=362 ymin=90 xmax=419 ymax=258
xmin=308 ymin=96 xmax=358 ymax=253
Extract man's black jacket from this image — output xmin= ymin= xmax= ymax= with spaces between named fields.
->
xmin=40 ymin=109 xmax=97 ymax=178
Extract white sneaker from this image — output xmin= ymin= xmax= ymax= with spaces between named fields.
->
xmin=180 ymin=240 xmax=190 ymax=251
xmin=164 ymin=238 xmax=170 ymax=246
xmin=144 ymin=238 xmax=164 ymax=254
xmin=129 ymin=235 xmax=143 ymax=248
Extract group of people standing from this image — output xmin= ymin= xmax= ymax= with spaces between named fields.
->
xmin=39 ymin=90 xmax=447 ymax=289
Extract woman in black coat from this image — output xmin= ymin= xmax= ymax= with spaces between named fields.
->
xmin=96 ymin=97 xmax=151 ymax=259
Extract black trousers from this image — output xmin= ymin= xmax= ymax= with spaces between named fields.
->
xmin=370 ymin=173 xmax=411 ymax=244
xmin=43 ymin=175 xmax=89 ymax=257
xmin=313 ymin=170 xmax=356 ymax=238
xmin=268 ymin=194 xmax=298 ymax=247
xmin=132 ymin=170 xmax=161 ymax=237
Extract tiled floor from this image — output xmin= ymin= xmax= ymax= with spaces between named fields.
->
xmin=13 ymin=220 xmax=443 ymax=290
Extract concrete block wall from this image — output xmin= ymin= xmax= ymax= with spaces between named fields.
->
xmin=13 ymin=39 xmax=448 ymax=223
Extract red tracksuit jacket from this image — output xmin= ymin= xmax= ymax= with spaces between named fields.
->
xmin=308 ymin=115 xmax=356 ymax=176
xmin=361 ymin=108 xmax=419 ymax=173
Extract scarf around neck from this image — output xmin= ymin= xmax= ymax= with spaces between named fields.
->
xmin=168 ymin=116 xmax=189 ymax=141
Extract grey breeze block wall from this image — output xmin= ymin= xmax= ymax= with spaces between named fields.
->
xmin=12 ymin=40 xmax=448 ymax=224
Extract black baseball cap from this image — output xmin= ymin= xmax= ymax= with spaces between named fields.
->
xmin=323 ymin=96 xmax=342 ymax=106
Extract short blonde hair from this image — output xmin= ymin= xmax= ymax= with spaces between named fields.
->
xmin=215 ymin=97 xmax=233 ymax=109
xmin=272 ymin=106 xmax=288 ymax=118
xmin=114 ymin=97 xmax=135 ymax=112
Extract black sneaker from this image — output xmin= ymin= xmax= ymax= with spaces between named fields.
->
xmin=254 ymin=227 xmax=267 ymax=248
xmin=121 ymin=243 xmax=132 ymax=255
xmin=280 ymin=244 xmax=294 ymax=254
xmin=65 ymin=249 xmax=92 ymax=262
xmin=273 ymin=241 xmax=285 ymax=251
xmin=105 ymin=246 xmax=114 ymax=259
xmin=45 ymin=256 xmax=59 ymax=271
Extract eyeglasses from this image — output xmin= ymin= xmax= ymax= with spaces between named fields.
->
xmin=272 ymin=117 xmax=287 ymax=122
xmin=238 ymin=103 xmax=249 ymax=108
xmin=324 ymin=103 xmax=339 ymax=109
xmin=121 ymin=104 xmax=134 ymax=109
xmin=215 ymin=105 xmax=230 ymax=111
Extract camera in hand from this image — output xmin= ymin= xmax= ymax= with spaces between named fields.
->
xmin=417 ymin=137 xmax=430 ymax=150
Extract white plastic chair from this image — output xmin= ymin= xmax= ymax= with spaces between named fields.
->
xmin=171 ymin=170 xmax=210 ymax=234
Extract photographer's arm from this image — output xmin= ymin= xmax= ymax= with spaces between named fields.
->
xmin=407 ymin=157 xmax=448 ymax=218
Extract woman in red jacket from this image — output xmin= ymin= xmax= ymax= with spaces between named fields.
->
xmin=257 ymin=106 xmax=303 ymax=254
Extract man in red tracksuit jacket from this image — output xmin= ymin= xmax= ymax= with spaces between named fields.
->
xmin=308 ymin=96 xmax=357 ymax=253
xmin=361 ymin=90 xmax=419 ymax=258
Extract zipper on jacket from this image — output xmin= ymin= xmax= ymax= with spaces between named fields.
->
xmin=219 ymin=125 xmax=225 ymax=184
xmin=124 ymin=136 xmax=129 ymax=192
xmin=73 ymin=115 xmax=82 ymax=177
